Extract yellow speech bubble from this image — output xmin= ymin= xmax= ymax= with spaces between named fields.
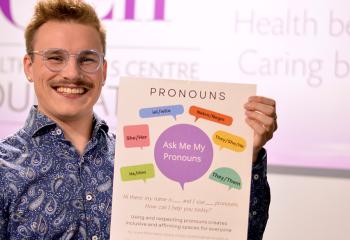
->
xmin=212 ymin=130 xmax=246 ymax=152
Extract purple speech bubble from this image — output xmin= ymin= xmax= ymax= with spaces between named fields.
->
xmin=154 ymin=124 xmax=213 ymax=189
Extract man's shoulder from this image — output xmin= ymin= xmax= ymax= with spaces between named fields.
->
xmin=0 ymin=129 xmax=29 ymax=164
xmin=0 ymin=130 xmax=28 ymax=189
xmin=1 ymin=127 xmax=29 ymax=144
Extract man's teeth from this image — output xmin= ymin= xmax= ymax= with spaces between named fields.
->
xmin=56 ymin=87 xmax=85 ymax=94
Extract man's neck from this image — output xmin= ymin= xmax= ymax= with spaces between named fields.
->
xmin=39 ymin=110 xmax=94 ymax=155
xmin=58 ymin=117 xmax=93 ymax=155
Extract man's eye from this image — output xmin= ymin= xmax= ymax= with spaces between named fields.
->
xmin=80 ymin=57 xmax=97 ymax=64
xmin=46 ymin=55 xmax=64 ymax=62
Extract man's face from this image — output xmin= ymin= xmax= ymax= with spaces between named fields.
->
xmin=24 ymin=21 xmax=107 ymax=122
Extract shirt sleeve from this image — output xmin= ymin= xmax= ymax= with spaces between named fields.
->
xmin=0 ymin=180 xmax=9 ymax=239
xmin=248 ymin=148 xmax=271 ymax=240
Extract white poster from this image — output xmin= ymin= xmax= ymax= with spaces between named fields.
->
xmin=111 ymin=77 xmax=256 ymax=239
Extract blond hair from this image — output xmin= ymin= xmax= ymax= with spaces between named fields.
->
xmin=25 ymin=0 xmax=106 ymax=54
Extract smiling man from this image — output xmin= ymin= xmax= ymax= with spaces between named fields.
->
xmin=24 ymin=19 xmax=107 ymax=154
xmin=0 ymin=0 xmax=276 ymax=239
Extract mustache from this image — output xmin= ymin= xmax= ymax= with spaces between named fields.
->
xmin=51 ymin=78 xmax=94 ymax=89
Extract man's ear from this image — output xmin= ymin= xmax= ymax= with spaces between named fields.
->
xmin=23 ymin=54 xmax=33 ymax=82
xmin=102 ymin=59 xmax=107 ymax=86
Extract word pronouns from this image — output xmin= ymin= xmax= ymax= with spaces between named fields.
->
xmin=150 ymin=87 xmax=226 ymax=101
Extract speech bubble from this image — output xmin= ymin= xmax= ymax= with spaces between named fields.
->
xmin=189 ymin=106 xmax=233 ymax=126
xmin=212 ymin=130 xmax=246 ymax=152
xmin=209 ymin=167 xmax=242 ymax=190
xmin=120 ymin=164 xmax=155 ymax=182
xmin=154 ymin=124 xmax=213 ymax=190
xmin=139 ymin=104 xmax=184 ymax=120
xmin=123 ymin=124 xmax=150 ymax=149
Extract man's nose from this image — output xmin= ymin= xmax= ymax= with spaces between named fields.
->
xmin=61 ymin=55 xmax=81 ymax=79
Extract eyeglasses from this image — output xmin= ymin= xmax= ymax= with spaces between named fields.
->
xmin=29 ymin=48 xmax=104 ymax=73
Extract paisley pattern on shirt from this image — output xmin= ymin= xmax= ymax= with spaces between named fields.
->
xmin=248 ymin=148 xmax=271 ymax=240
xmin=0 ymin=107 xmax=115 ymax=239
xmin=0 ymin=106 xmax=270 ymax=240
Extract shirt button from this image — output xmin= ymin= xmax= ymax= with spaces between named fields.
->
xmin=92 ymin=236 xmax=99 ymax=240
xmin=253 ymin=174 xmax=259 ymax=180
xmin=252 ymin=211 xmax=257 ymax=216
xmin=56 ymin=129 xmax=62 ymax=135
xmin=86 ymin=194 xmax=93 ymax=201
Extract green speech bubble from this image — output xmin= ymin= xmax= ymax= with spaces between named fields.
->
xmin=120 ymin=163 xmax=155 ymax=182
xmin=209 ymin=167 xmax=242 ymax=190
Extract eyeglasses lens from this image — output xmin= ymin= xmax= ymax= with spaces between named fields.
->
xmin=42 ymin=49 xmax=101 ymax=73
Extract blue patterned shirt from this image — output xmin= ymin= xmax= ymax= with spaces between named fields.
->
xmin=0 ymin=106 xmax=269 ymax=240
xmin=248 ymin=148 xmax=270 ymax=240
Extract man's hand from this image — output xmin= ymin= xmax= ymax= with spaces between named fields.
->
xmin=244 ymin=96 xmax=278 ymax=163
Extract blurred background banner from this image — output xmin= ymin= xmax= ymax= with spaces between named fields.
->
xmin=1 ymin=0 xmax=349 ymax=172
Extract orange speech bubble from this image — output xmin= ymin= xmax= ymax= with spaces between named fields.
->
xmin=189 ymin=106 xmax=233 ymax=126
xmin=123 ymin=124 xmax=150 ymax=149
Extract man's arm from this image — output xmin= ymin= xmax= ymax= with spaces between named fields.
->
xmin=248 ymin=148 xmax=270 ymax=240
xmin=0 ymin=181 xmax=8 ymax=239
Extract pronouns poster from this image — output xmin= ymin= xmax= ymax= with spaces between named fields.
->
xmin=111 ymin=77 xmax=256 ymax=240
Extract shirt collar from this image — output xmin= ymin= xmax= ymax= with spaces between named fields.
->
xmin=23 ymin=106 xmax=109 ymax=138
xmin=92 ymin=113 xmax=109 ymax=137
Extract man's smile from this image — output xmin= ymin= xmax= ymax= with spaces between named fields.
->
xmin=56 ymin=86 xmax=87 ymax=95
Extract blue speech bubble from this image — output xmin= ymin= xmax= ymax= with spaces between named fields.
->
xmin=139 ymin=105 xmax=184 ymax=120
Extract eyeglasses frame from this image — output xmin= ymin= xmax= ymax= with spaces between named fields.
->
xmin=28 ymin=48 xmax=105 ymax=73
